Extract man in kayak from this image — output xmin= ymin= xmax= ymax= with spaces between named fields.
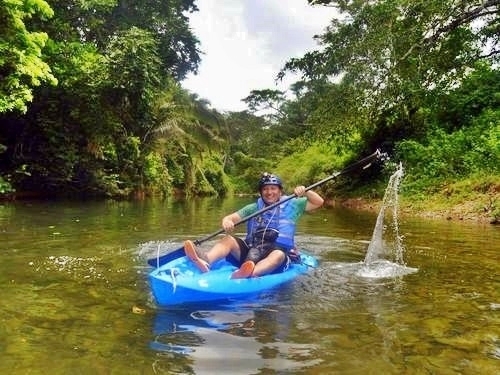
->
xmin=184 ymin=173 xmax=324 ymax=279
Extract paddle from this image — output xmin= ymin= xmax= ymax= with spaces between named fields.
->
xmin=147 ymin=149 xmax=385 ymax=267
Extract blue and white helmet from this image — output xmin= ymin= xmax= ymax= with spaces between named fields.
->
xmin=258 ymin=172 xmax=283 ymax=191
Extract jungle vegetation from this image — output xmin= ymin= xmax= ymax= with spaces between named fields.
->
xmin=0 ymin=1 xmax=498 ymax=219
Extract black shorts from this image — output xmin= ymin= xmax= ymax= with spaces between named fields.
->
xmin=226 ymin=236 xmax=290 ymax=274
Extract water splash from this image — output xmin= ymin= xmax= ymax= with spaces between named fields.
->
xmin=358 ymin=163 xmax=417 ymax=278
xmin=364 ymin=162 xmax=404 ymax=264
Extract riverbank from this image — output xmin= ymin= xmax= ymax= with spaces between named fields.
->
xmin=3 ymin=184 xmax=498 ymax=225
xmin=334 ymin=191 xmax=499 ymax=225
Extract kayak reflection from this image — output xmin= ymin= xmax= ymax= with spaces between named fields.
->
xmin=150 ymin=301 xmax=321 ymax=374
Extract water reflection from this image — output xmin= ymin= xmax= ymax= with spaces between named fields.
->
xmin=1 ymin=199 xmax=499 ymax=374
xmin=145 ymin=226 xmax=419 ymax=374
xmin=150 ymin=301 xmax=321 ymax=374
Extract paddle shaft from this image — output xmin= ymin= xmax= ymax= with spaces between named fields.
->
xmin=148 ymin=149 xmax=383 ymax=267
xmin=195 ymin=149 xmax=382 ymax=244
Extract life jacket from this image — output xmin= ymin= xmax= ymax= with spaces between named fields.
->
xmin=245 ymin=196 xmax=296 ymax=251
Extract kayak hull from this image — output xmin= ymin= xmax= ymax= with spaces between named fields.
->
xmin=148 ymin=251 xmax=318 ymax=306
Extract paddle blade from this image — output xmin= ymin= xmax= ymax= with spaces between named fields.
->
xmin=147 ymin=246 xmax=185 ymax=268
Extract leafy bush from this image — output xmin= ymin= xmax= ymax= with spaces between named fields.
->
xmin=199 ymin=155 xmax=230 ymax=197
xmin=395 ymin=108 xmax=499 ymax=193
xmin=0 ymin=175 xmax=14 ymax=195
xmin=276 ymin=142 xmax=353 ymax=192
xmin=229 ymin=151 xmax=273 ymax=193
xmin=144 ymin=151 xmax=171 ymax=196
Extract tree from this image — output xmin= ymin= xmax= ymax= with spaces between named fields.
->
xmin=152 ymin=88 xmax=230 ymax=195
xmin=34 ymin=0 xmax=201 ymax=80
xmin=242 ymin=88 xmax=314 ymax=148
xmin=281 ymin=0 xmax=500 ymax=149
xmin=242 ymin=89 xmax=287 ymax=120
xmin=0 ymin=0 xmax=57 ymax=113
xmin=0 ymin=1 xmax=203 ymax=197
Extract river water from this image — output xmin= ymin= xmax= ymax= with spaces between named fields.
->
xmin=0 ymin=197 xmax=499 ymax=374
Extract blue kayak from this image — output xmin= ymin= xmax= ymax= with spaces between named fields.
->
xmin=148 ymin=251 xmax=318 ymax=306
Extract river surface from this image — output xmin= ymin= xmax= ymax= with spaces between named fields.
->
xmin=0 ymin=197 xmax=499 ymax=374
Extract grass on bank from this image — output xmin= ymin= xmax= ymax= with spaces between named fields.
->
xmin=349 ymin=173 xmax=500 ymax=223
xmin=273 ymin=142 xmax=499 ymax=223
xmin=398 ymin=174 xmax=499 ymax=223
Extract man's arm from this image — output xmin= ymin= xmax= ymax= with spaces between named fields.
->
xmin=294 ymin=186 xmax=324 ymax=211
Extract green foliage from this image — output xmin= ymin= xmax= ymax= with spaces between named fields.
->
xmin=166 ymin=152 xmax=230 ymax=197
xmin=432 ymin=63 xmax=500 ymax=132
xmin=143 ymin=151 xmax=171 ymax=196
xmin=0 ymin=0 xmax=57 ymax=113
xmin=276 ymin=142 xmax=353 ymax=192
xmin=164 ymin=152 xmax=185 ymax=189
xmin=117 ymin=136 xmax=141 ymax=168
xmin=225 ymin=111 xmax=283 ymax=163
xmin=228 ymin=151 xmax=273 ymax=193
xmin=104 ymin=26 xmax=164 ymax=161
xmin=99 ymin=0 xmax=200 ymax=80
xmin=395 ymin=108 xmax=500 ymax=193
xmin=0 ymin=175 xmax=14 ymax=194
xmin=298 ymin=80 xmax=367 ymax=146
xmin=283 ymin=0 xmax=498 ymax=153
xmin=0 ymin=0 xmax=204 ymax=198
xmin=192 ymin=154 xmax=229 ymax=197
xmin=242 ymin=89 xmax=287 ymax=120
xmin=393 ymin=63 xmax=500 ymax=198
xmin=149 ymin=85 xmax=232 ymax=197
xmin=32 ymin=0 xmax=200 ymax=80
xmin=1 ymin=0 xmax=498 ymax=209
